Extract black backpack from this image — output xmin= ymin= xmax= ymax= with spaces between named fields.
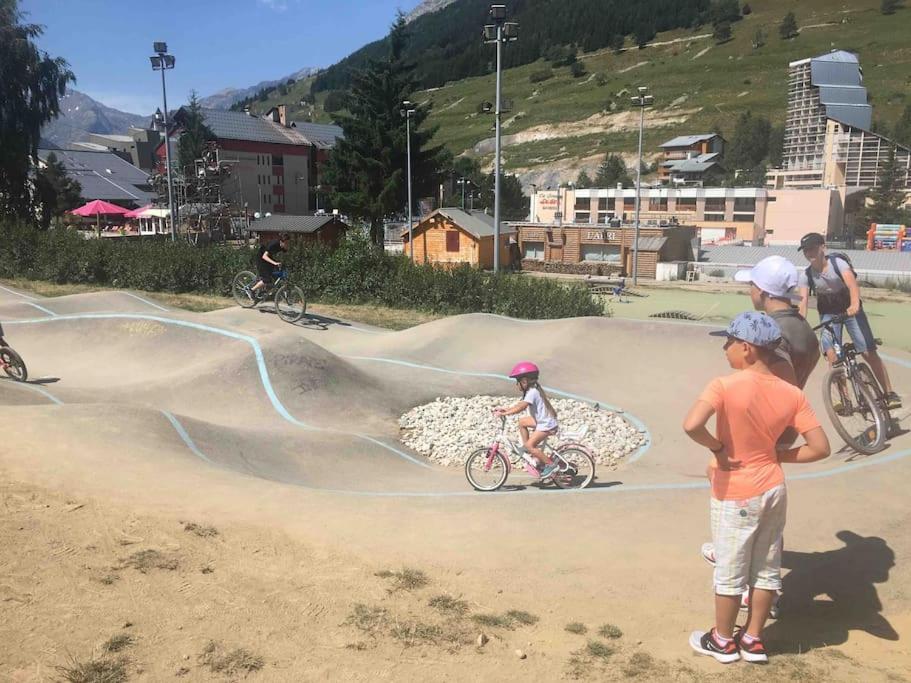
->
xmin=804 ymin=252 xmax=856 ymax=296
xmin=806 ymin=253 xmax=857 ymax=314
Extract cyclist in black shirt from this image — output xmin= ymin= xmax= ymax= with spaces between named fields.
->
xmin=249 ymin=233 xmax=290 ymax=297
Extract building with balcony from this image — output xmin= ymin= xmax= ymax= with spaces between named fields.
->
xmin=658 ymin=133 xmax=725 ymax=185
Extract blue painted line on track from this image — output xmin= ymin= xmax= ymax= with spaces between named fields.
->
xmin=881 ymin=353 xmax=911 ymax=370
xmin=122 ymin=292 xmax=169 ymax=312
xmin=5 ymin=310 xmax=911 ymax=498
xmin=4 ymin=312 xmax=430 ymax=469
xmin=344 ymin=355 xmax=653 ymax=462
xmin=0 ymin=379 xmax=64 ymax=405
xmin=0 ymin=284 xmax=37 ymax=300
xmin=26 ymin=302 xmax=57 ymax=317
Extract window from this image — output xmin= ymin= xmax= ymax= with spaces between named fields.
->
xmin=574 ymin=211 xmax=591 ymax=223
xmin=676 ymin=197 xmax=697 ymax=211
xmin=733 ymin=197 xmax=756 ymax=213
xmin=574 ymin=197 xmax=590 ymax=211
xmin=624 ymin=198 xmax=636 ymax=211
xmin=703 ymin=214 xmax=726 ymax=222
xmin=733 ymin=214 xmax=755 ymax=222
xmin=648 ymin=197 xmax=668 ymax=212
xmin=581 ymin=244 xmax=621 ymax=262
xmin=523 ymin=241 xmax=545 ymax=260
xmin=273 ymin=154 xmax=284 ymax=166
xmin=445 ymin=231 xmax=460 ymax=252
xmin=704 ymin=197 xmax=726 ymax=213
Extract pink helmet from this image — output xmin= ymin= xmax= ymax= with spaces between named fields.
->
xmin=509 ymin=361 xmax=540 ymax=379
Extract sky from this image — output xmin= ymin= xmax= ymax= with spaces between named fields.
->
xmin=21 ymin=0 xmax=417 ymax=114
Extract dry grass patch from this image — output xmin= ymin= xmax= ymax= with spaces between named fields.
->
xmin=182 ymin=521 xmax=219 ymax=537
xmin=117 ymin=549 xmax=178 ymax=573
xmin=345 ymin=603 xmax=389 ymax=637
xmin=623 ymin=651 xmax=659 ymax=677
xmin=308 ymin=302 xmax=442 ymax=330
xmin=57 ymin=655 xmax=128 ymax=683
xmin=102 ymin=634 xmax=133 ymax=654
xmin=586 ymin=639 xmax=615 ymax=660
xmin=565 ymin=622 xmax=587 ymax=635
xmin=597 ymin=623 xmax=623 ymax=639
xmin=428 ymin=594 xmax=469 ymax=616
xmin=198 ymin=640 xmax=264 ymax=677
xmin=375 ymin=567 xmax=429 ymax=592
xmin=471 ymin=609 xmax=538 ymax=630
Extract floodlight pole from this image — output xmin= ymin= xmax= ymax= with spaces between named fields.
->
xmin=630 ymin=86 xmax=654 ymax=285
xmin=151 ymin=43 xmax=177 ymax=241
xmin=402 ymin=102 xmax=416 ymax=263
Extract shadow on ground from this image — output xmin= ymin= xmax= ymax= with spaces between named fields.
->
xmin=766 ymin=530 xmax=898 ymax=653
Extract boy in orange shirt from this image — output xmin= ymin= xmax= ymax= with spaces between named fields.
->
xmin=684 ymin=312 xmax=830 ymax=664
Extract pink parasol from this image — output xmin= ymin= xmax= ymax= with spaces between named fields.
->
xmin=69 ymin=200 xmax=131 ymax=217
xmin=124 ymin=204 xmax=152 ymax=219
xmin=69 ymin=200 xmax=130 ymax=236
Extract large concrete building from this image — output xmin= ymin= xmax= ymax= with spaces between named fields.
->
xmin=769 ymin=50 xmax=911 ymax=191
xmin=166 ymin=105 xmax=342 ymax=216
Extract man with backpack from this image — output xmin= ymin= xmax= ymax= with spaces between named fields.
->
xmin=249 ymin=232 xmax=290 ymax=298
xmin=797 ymin=232 xmax=901 ymax=410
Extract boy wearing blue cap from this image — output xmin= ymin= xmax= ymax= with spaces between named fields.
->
xmin=684 ymin=312 xmax=830 ymax=664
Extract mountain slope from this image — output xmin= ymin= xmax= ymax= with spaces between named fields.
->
xmin=406 ymin=0 xmax=459 ymax=22
xmin=41 ymin=90 xmax=149 ymax=148
xmin=199 ymin=67 xmax=320 ymax=110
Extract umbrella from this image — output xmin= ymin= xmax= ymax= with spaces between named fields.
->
xmin=69 ymin=200 xmax=130 ymax=236
xmin=124 ymin=204 xmax=152 ymax=219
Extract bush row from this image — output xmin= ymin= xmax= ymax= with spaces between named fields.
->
xmin=0 ymin=222 xmax=605 ymax=320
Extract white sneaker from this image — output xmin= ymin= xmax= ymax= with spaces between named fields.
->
xmin=701 ymin=543 xmax=716 ymax=567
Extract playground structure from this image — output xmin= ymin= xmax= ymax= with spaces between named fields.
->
xmin=867 ymin=223 xmax=909 ymax=251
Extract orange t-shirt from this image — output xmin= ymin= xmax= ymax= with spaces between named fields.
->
xmin=698 ymin=370 xmax=820 ymax=501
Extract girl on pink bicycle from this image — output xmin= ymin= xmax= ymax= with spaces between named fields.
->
xmin=494 ymin=362 xmax=560 ymax=479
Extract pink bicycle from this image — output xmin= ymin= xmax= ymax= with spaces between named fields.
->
xmin=0 ymin=323 xmax=27 ymax=382
xmin=465 ymin=416 xmax=596 ymax=491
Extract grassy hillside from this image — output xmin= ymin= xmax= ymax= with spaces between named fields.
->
xmin=237 ymin=0 xmax=910 ymax=186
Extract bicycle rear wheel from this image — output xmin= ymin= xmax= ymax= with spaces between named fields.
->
xmin=823 ymin=367 xmax=886 ymax=455
xmin=552 ymin=446 xmax=596 ymax=489
xmin=274 ymin=284 xmax=307 ymax=323
xmin=465 ymin=448 xmax=509 ymax=492
xmin=232 ymin=271 xmax=258 ymax=308
xmin=0 ymin=347 xmax=27 ymax=382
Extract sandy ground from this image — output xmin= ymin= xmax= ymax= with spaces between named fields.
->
xmin=2 ymin=284 xmax=910 ymax=681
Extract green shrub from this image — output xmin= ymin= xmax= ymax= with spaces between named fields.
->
xmin=529 ymin=69 xmax=554 ymax=83
xmin=0 ymin=222 xmax=605 ymax=320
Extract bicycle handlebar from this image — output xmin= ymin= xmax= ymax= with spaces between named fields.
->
xmin=812 ymin=314 xmax=850 ymax=332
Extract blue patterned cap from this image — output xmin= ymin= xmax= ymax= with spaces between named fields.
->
xmin=709 ymin=311 xmax=782 ymax=348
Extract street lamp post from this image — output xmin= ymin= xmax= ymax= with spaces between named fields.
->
xmin=401 ymin=101 xmax=416 ymax=263
xmin=630 ymin=86 xmax=654 ymax=285
xmin=484 ymin=5 xmax=518 ymax=273
xmin=150 ymin=42 xmax=176 ymax=241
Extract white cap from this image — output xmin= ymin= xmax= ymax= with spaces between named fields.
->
xmin=734 ymin=255 xmax=800 ymax=300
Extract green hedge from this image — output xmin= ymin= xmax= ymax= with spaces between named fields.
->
xmin=0 ymin=222 xmax=605 ymax=319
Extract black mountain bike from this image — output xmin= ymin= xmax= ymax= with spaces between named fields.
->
xmin=813 ymin=315 xmax=891 ymax=455
xmin=232 ymin=269 xmax=307 ymax=323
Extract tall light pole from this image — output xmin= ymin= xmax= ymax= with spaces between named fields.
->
xmin=484 ymin=4 xmax=518 ymax=273
xmin=401 ymin=101 xmax=416 ymax=262
xmin=630 ymin=85 xmax=654 ymax=285
xmin=150 ymin=42 xmax=176 ymax=241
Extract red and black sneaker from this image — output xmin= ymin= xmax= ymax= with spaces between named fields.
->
xmin=734 ymin=630 xmax=769 ymax=664
xmin=688 ymin=628 xmax=740 ymax=664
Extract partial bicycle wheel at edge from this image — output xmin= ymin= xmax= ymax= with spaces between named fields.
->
xmin=465 ymin=448 xmax=509 ymax=492
xmin=822 ymin=367 xmax=886 ymax=455
xmin=553 ymin=446 xmax=596 ymax=489
xmin=0 ymin=347 xmax=27 ymax=382
xmin=232 ymin=271 xmax=258 ymax=308
xmin=275 ymin=284 xmax=307 ymax=323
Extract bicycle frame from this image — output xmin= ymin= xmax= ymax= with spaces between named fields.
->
xmin=483 ymin=417 xmax=570 ymax=477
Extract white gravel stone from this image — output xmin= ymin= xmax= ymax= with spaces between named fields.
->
xmin=399 ymin=395 xmax=646 ymax=469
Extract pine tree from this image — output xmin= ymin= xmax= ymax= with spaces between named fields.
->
xmin=576 ymin=170 xmax=593 ymax=189
xmin=741 ymin=3 xmax=752 ymax=16
xmin=752 ymin=28 xmax=767 ymax=49
xmin=324 ymin=13 xmax=449 ymax=245
xmin=863 ymin=145 xmax=911 ymax=226
xmin=713 ymin=21 xmax=733 ymax=44
xmin=0 ymin=0 xmax=75 ymax=221
xmin=779 ymin=11 xmax=799 ymax=40
xmin=478 ymin=172 xmax=527 ymax=221
xmin=177 ymin=92 xmax=215 ymax=175
xmin=33 ymin=152 xmax=82 ymax=229
xmin=893 ymin=105 xmax=911 ymax=148
xmin=594 ymin=154 xmax=632 ymax=188
xmin=881 ymin=0 xmax=900 ymax=15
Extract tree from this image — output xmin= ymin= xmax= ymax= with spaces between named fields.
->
xmin=893 ymin=105 xmax=911 ymax=148
xmin=863 ymin=145 xmax=911 ymax=226
xmin=713 ymin=21 xmax=733 ymax=44
xmin=0 ymin=0 xmax=75 ymax=221
xmin=635 ymin=21 xmax=656 ymax=48
xmin=570 ymin=61 xmax=587 ymax=78
xmin=323 ymin=90 xmax=348 ymax=113
xmin=576 ymin=170 xmax=593 ymax=189
xmin=741 ymin=3 xmax=752 ymax=15
xmin=478 ymin=172 xmax=527 ymax=221
xmin=779 ymin=11 xmax=798 ymax=40
xmin=324 ymin=13 xmax=448 ymax=245
xmin=594 ymin=154 xmax=632 ymax=188
xmin=33 ymin=152 xmax=81 ymax=229
xmin=752 ymin=28 xmax=767 ymax=49
xmin=711 ymin=0 xmax=741 ymax=25
xmin=767 ymin=125 xmax=785 ymax=168
xmin=881 ymin=0 xmax=900 ymax=15
xmin=608 ymin=34 xmax=625 ymax=54
xmin=726 ymin=111 xmax=772 ymax=171
xmin=177 ymin=92 xmax=215 ymax=176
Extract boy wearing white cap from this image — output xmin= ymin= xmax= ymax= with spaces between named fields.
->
xmin=734 ymin=255 xmax=819 ymax=389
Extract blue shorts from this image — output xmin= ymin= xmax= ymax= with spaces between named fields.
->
xmin=820 ymin=309 xmax=877 ymax=354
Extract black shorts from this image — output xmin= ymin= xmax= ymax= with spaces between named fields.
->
xmin=257 ymin=267 xmax=276 ymax=285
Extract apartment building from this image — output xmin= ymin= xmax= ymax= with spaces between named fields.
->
xmin=658 ymin=133 xmax=725 ymax=185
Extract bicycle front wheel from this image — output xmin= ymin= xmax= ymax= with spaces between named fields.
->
xmin=274 ymin=284 xmax=307 ymax=323
xmin=0 ymin=347 xmax=27 ymax=382
xmin=465 ymin=448 xmax=509 ymax=492
xmin=823 ymin=367 xmax=886 ymax=455
xmin=553 ymin=446 xmax=596 ymax=489
xmin=232 ymin=271 xmax=258 ymax=308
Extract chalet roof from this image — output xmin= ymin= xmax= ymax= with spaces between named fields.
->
xmin=184 ymin=108 xmax=312 ymax=146
xmin=36 ymin=148 xmax=154 ymax=204
xmin=293 ymin=121 xmax=344 ymax=149
xmin=248 ymin=213 xmax=347 ymax=234
xmin=660 ymin=134 xmax=721 ymax=149
xmin=406 ymin=208 xmax=516 ymax=239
